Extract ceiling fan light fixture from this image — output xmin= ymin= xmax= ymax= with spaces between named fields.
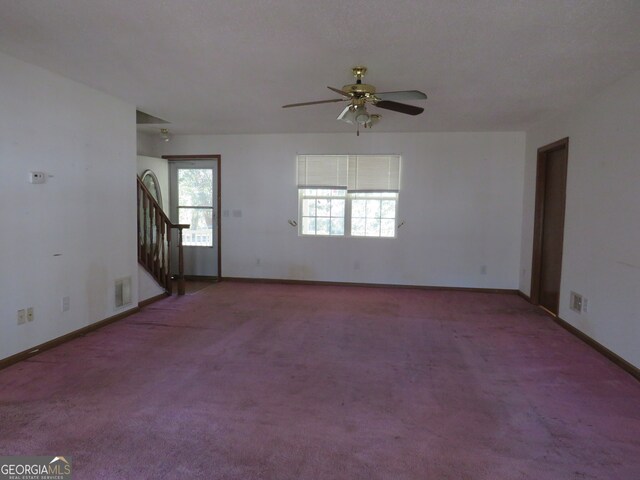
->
xmin=355 ymin=108 xmax=370 ymax=125
xmin=365 ymin=114 xmax=381 ymax=128
xmin=337 ymin=105 xmax=357 ymax=124
xmin=160 ymin=128 xmax=171 ymax=142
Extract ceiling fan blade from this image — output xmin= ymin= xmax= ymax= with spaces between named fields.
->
xmin=375 ymin=100 xmax=424 ymax=116
xmin=376 ymin=90 xmax=427 ymax=101
xmin=327 ymin=86 xmax=351 ymax=98
xmin=282 ymin=98 xmax=344 ymax=108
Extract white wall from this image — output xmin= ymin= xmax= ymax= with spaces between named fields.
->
xmin=137 ymin=131 xmax=161 ymax=158
xmin=138 ymin=266 xmax=166 ymax=303
xmin=159 ymin=132 xmax=525 ymax=289
xmin=0 ymin=51 xmax=137 ymax=361
xmin=520 ymin=69 xmax=640 ymax=368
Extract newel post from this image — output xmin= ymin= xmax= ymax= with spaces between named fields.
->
xmin=177 ymin=225 xmax=187 ymax=295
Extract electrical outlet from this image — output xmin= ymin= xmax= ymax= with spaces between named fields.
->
xmin=17 ymin=309 xmax=26 ymax=325
xmin=582 ymin=298 xmax=589 ymax=313
xmin=27 ymin=307 xmax=34 ymax=322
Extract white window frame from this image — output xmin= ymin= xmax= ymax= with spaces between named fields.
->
xmin=298 ymin=188 xmax=347 ymax=236
xmin=349 ymin=191 xmax=399 ymax=238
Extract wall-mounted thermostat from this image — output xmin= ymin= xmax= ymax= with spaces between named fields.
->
xmin=29 ymin=171 xmax=46 ymax=184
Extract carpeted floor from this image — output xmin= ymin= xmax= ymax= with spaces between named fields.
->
xmin=1 ymin=282 xmax=639 ymax=479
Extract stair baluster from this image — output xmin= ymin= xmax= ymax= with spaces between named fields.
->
xmin=137 ymin=178 xmax=189 ymax=295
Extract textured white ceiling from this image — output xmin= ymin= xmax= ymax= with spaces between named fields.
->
xmin=1 ymin=0 xmax=639 ymax=134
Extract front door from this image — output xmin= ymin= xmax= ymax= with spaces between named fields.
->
xmin=169 ymin=159 xmax=219 ymax=278
xmin=531 ymin=138 xmax=569 ymax=315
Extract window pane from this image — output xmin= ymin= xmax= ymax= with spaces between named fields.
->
xmin=302 ymin=217 xmax=316 ymax=234
xmin=316 ymin=218 xmax=331 ymax=235
xmin=301 ymin=188 xmax=346 ymax=198
xmin=352 ymin=199 xmax=366 ymax=218
xmin=352 ymin=192 xmax=397 ymax=199
xmin=179 ymin=208 xmax=213 ymax=246
xmin=366 ymin=199 xmax=381 ymax=218
xmin=365 ymin=218 xmax=380 ymax=236
xmin=178 ymin=169 xmax=213 ymax=206
xmin=381 ymin=200 xmax=396 ymax=218
xmin=302 ymin=199 xmax=316 ymax=216
xmin=381 ymin=219 xmax=395 ymax=237
xmin=330 ymin=218 xmax=344 ymax=235
xmin=352 ymin=218 xmax=366 ymax=236
xmin=316 ymin=199 xmax=330 ymax=217
xmin=331 ymin=199 xmax=345 ymax=217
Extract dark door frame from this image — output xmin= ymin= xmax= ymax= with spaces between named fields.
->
xmin=530 ymin=137 xmax=569 ymax=312
xmin=162 ymin=154 xmax=222 ymax=279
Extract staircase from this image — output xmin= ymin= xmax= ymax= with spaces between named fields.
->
xmin=137 ymin=177 xmax=189 ymax=295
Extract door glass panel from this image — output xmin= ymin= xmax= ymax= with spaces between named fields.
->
xmin=176 ymin=167 xmax=214 ymax=247
xmin=179 ymin=208 xmax=213 ymax=246
xmin=178 ymin=169 xmax=213 ymax=206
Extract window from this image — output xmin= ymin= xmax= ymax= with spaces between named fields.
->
xmin=297 ymin=155 xmax=400 ymax=238
xmin=299 ymin=189 xmax=346 ymax=235
xmin=351 ymin=192 xmax=398 ymax=237
xmin=140 ymin=170 xmax=163 ymax=207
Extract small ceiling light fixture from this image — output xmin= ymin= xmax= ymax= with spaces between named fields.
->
xmin=337 ymin=105 xmax=380 ymax=135
xmin=355 ymin=108 xmax=370 ymax=125
xmin=160 ymin=128 xmax=171 ymax=142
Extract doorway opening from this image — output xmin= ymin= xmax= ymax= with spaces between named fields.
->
xmin=530 ymin=138 xmax=569 ymax=315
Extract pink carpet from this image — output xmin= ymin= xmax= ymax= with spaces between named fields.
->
xmin=1 ymin=282 xmax=639 ymax=479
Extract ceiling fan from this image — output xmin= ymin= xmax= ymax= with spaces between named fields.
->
xmin=282 ymin=66 xmax=427 ymax=135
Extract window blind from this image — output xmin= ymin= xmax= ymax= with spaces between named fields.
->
xmin=347 ymin=155 xmax=401 ymax=192
xmin=297 ymin=155 xmax=348 ymax=188
xmin=297 ymin=154 xmax=401 ymax=191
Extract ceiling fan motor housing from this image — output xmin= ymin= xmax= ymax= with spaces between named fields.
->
xmin=342 ymin=83 xmax=376 ymax=98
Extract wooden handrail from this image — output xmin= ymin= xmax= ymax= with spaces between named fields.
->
xmin=137 ymin=178 xmax=190 ymax=295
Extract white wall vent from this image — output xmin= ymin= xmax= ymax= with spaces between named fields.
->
xmin=115 ymin=276 xmax=132 ymax=308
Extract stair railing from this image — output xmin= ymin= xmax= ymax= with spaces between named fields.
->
xmin=137 ymin=177 xmax=189 ymax=295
